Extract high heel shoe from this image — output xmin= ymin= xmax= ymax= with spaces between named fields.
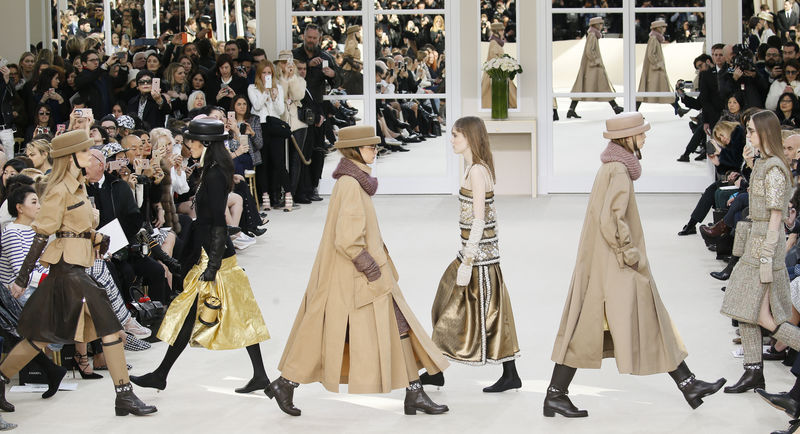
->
xmin=283 ymin=193 xmax=294 ymax=212
xmin=261 ymin=193 xmax=271 ymax=211
xmin=73 ymin=353 xmax=102 ymax=380
xmin=419 ymin=371 xmax=445 ymax=387
xmin=36 ymin=353 xmax=66 ymax=399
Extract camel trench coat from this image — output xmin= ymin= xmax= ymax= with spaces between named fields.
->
xmin=551 ymin=162 xmax=688 ymax=375
xmin=637 ymin=35 xmax=673 ymax=103
xmin=278 ymin=160 xmax=449 ymax=393
xmin=571 ymin=30 xmax=616 ymax=101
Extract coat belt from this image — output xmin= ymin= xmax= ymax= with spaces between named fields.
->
xmin=55 ymin=231 xmax=92 ymax=239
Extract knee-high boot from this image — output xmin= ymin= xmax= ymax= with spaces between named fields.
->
xmin=543 ymin=363 xmax=588 ymax=418
xmin=0 ymin=339 xmax=50 ymax=411
xmin=102 ymin=337 xmax=157 ymax=416
xmin=667 ymin=361 xmax=726 ymax=409
xmin=401 ymin=335 xmax=448 ymax=415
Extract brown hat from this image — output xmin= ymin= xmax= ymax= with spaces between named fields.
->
xmin=346 ymin=25 xmax=361 ymax=35
xmin=603 ymin=112 xmax=651 ymax=139
xmin=490 ymin=22 xmax=505 ymax=32
xmin=51 ymin=129 xmax=94 ymax=158
xmin=589 ymin=17 xmax=604 ymax=26
xmin=335 ymin=125 xmax=380 ymax=149
xmin=650 ymin=19 xmax=667 ymax=29
xmin=277 ymin=50 xmax=293 ymax=62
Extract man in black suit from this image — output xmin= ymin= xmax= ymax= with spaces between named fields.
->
xmin=777 ymin=0 xmax=799 ymax=42
xmin=76 ymin=50 xmax=126 ymax=118
xmin=126 ymin=70 xmax=171 ymax=130
xmin=698 ymin=44 xmax=730 ymax=137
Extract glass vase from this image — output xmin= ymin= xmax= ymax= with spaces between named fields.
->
xmin=491 ymin=77 xmax=509 ymax=120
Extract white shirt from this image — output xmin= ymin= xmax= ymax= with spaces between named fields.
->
xmin=247 ymin=83 xmax=285 ymax=123
xmin=171 ymin=167 xmax=190 ymax=195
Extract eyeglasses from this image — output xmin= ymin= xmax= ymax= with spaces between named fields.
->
xmin=787 ymin=70 xmax=799 ymax=75
xmin=138 ymin=79 xmax=152 ymax=84
xmin=86 ymin=57 xmax=100 ymax=63
xmin=38 ymin=111 xmax=50 ymax=116
xmin=782 ymin=99 xmax=794 ymax=103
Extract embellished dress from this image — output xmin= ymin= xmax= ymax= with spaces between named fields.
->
xmin=721 ymin=156 xmax=794 ymax=325
xmin=430 ymin=187 xmax=520 ymax=365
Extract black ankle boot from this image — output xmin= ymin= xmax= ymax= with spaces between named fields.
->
xmin=130 ymin=372 xmax=167 ymax=391
xmin=543 ymin=364 xmax=588 ymax=418
xmin=668 ymin=361 xmax=726 ymax=409
xmin=756 ymin=388 xmax=800 ymax=417
xmin=566 ymin=110 xmax=582 ymax=119
xmin=0 ymin=374 xmax=13 ymax=412
xmin=114 ymin=383 xmax=157 ymax=416
xmin=235 ymin=375 xmax=271 ymax=394
xmin=35 ymin=353 xmax=66 ymax=399
xmin=724 ymin=363 xmax=765 ymax=393
xmin=483 ymin=360 xmax=522 ymax=393
xmin=773 ymin=419 xmax=800 ymax=434
xmin=265 ymin=377 xmax=301 ymax=416
xmin=419 ymin=371 xmax=445 ymax=387
xmin=404 ymin=381 xmax=448 ymax=415
xmin=711 ymin=256 xmax=737 ymax=280
xmin=553 ymin=109 xmax=559 ymax=121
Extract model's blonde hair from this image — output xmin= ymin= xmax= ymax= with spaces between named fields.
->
xmin=453 ymin=116 xmax=495 ymax=182
xmin=713 ymin=121 xmax=739 ymax=147
xmin=26 ymin=139 xmax=53 ymax=164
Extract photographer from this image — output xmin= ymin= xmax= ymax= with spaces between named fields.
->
xmin=766 ymin=59 xmax=800 ymax=110
xmin=720 ymin=44 xmax=769 ymax=110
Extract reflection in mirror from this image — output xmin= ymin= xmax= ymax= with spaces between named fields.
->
xmin=480 ymin=0 xmax=517 ymax=109
xmin=292 ymin=0 xmax=363 ymax=11
xmin=377 ymin=0 xmax=444 ymax=10
xmin=552 ymin=0 xmax=623 ymax=7
xmin=636 ymin=0 xmax=705 ymax=7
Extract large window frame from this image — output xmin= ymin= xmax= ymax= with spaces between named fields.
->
xmin=281 ymin=1 xmax=461 ymax=194
xmin=537 ymin=0 xmax=727 ymax=194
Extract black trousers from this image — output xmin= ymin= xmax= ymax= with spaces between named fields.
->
xmin=260 ymin=123 xmax=291 ymax=205
xmin=288 ymin=128 xmax=308 ymax=196
xmin=114 ymin=255 xmax=169 ymax=305
xmin=690 ymin=181 xmax=723 ymax=224
xmin=303 ymin=124 xmax=326 ymax=193
xmin=683 ymin=122 xmax=707 ymax=156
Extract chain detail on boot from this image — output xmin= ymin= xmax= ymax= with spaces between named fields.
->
xmin=543 ymin=386 xmax=588 ymax=418
xmin=265 ymin=377 xmax=301 ymax=416
xmin=725 ymin=363 xmax=764 ymax=393
xmin=114 ymin=382 xmax=157 ymax=416
xmin=404 ymin=381 xmax=449 ymax=415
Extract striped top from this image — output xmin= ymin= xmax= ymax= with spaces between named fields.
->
xmin=0 ymin=222 xmax=47 ymax=285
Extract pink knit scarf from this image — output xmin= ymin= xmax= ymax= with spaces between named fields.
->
xmin=649 ymin=30 xmax=665 ymax=43
xmin=588 ymin=26 xmax=603 ymax=39
xmin=332 ymin=157 xmax=378 ymax=196
xmin=601 ymin=142 xmax=642 ymax=181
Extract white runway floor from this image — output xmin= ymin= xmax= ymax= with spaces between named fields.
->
xmin=7 ymin=193 xmax=795 ymax=433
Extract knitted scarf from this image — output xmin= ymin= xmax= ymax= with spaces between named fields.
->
xmin=332 ymin=157 xmax=378 ymax=196
xmin=588 ymin=26 xmax=603 ymax=39
xmin=489 ymin=34 xmax=505 ymax=47
xmin=649 ymin=30 xmax=665 ymax=43
xmin=601 ymin=141 xmax=642 ymax=181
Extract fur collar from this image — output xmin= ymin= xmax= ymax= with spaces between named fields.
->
xmin=601 ymin=142 xmax=642 ymax=181
xmin=332 ymin=158 xmax=378 ymax=196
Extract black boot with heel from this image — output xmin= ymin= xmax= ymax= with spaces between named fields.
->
xmin=724 ymin=363 xmax=764 ymax=393
xmin=483 ymin=360 xmax=522 ymax=393
xmin=668 ymin=361 xmax=726 ymax=409
xmin=543 ymin=363 xmax=588 ymax=418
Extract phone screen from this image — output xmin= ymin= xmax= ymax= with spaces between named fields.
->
xmin=265 ymin=75 xmax=272 ymax=89
xmin=322 ymin=60 xmax=329 ymax=69
xmin=152 ymin=78 xmax=160 ymax=92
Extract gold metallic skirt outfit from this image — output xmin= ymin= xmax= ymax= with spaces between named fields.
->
xmin=157 ymin=251 xmax=270 ymax=350
xmin=431 ymin=188 xmax=520 ymax=365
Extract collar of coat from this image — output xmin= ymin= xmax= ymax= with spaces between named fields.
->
xmin=601 ymin=141 xmax=642 ymax=181
xmin=64 ymin=163 xmax=85 ymax=193
xmin=332 ymin=157 xmax=378 ymax=196
xmin=588 ymin=26 xmax=602 ymax=39
xmin=649 ymin=30 xmax=665 ymax=43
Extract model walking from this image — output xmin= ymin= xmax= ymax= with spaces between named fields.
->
xmin=426 ymin=116 xmax=521 ymax=392
xmin=566 ymin=16 xmax=623 ymax=119
xmin=636 ymin=19 xmax=687 ymax=116
xmin=545 ymin=112 xmax=725 ymax=418
xmin=481 ymin=22 xmax=518 ymax=110
xmin=131 ymin=118 xmax=271 ymax=394
xmin=266 ymin=125 xmax=449 ymax=417
xmin=1 ymin=129 xmax=156 ymax=424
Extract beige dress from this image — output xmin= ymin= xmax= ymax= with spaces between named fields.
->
xmin=431 ymin=185 xmax=520 ymax=365
xmin=551 ymin=161 xmax=688 ymax=375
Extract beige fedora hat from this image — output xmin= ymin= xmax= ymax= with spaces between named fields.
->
xmin=759 ymin=11 xmax=774 ymax=23
xmin=650 ymin=19 xmax=667 ymax=29
xmin=335 ymin=125 xmax=381 ymax=149
xmin=51 ymin=129 xmax=95 ymax=158
xmin=277 ymin=50 xmax=293 ymax=62
xmin=603 ymin=112 xmax=651 ymax=139
xmin=589 ymin=17 xmax=604 ymax=26
xmin=490 ymin=22 xmax=505 ymax=31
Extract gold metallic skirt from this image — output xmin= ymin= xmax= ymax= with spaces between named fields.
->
xmin=157 ymin=252 xmax=270 ymax=350
xmin=431 ymin=258 xmax=520 ymax=365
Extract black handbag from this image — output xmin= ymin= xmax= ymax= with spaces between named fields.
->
xmin=129 ymin=282 xmax=165 ymax=327
xmin=264 ymin=116 xmax=292 ymax=139
xmin=298 ymin=106 xmax=315 ymax=125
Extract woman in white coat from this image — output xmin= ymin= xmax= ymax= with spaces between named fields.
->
xmin=766 ymin=60 xmax=800 ymax=111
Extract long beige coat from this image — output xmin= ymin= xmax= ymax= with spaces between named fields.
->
xmin=278 ymin=160 xmax=449 ymax=393
xmin=551 ymin=162 xmax=688 ymax=375
xmin=637 ymin=34 xmax=673 ymax=103
xmin=480 ymin=37 xmax=518 ymax=109
xmin=571 ymin=29 xmax=616 ymax=101
xmin=279 ymin=75 xmax=307 ymax=132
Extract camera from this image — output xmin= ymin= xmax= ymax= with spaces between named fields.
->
xmin=677 ymin=79 xmax=693 ymax=91
xmin=728 ymin=44 xmax=756 ymax=73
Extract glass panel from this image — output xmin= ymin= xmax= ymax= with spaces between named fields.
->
xmin=376 ymin=0 xmax=445 ymax=10
xmin=553 ymin=97 xmax=625 ymax=177
xmin=292 ymin=0 xmax=363 ymax=11
xmin=376 ymin=14 xmax=446 ymax=94
xmin=292 ymin=15 xmax=364 ymax=47
xmin=552 ymin=0 xmax=623 ymax=8
xmin=635 ymin=0 xmax=705 ymax=7
xmin=634 ymin=12 xmax=705 ymax=91
xmin=552 ymin=14 xmax=624 ymax=93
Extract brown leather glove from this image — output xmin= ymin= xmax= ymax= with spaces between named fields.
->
xmin=353 ymin=249 xmax=381 ymax=282
xmin=14 ymin=233 xmax=48 ymax=288
xmin=93 ymin=232 xmax=111 ymax=255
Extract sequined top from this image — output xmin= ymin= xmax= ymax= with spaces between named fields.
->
xmin=741 ymin=156 xmax=792 ymax=268
xmin=458 ymin=188 xmax=500 ymax=265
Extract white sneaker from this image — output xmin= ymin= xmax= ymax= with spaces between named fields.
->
xmin=123 ymin=317 xmax=152 ymax=339
xmin=386 ymin=137 xmax=402 ymax=145
xmin=233 ymin=234 xmax=256 ymax=250
xmin=238 ymin=233 xmax=255 ymax=241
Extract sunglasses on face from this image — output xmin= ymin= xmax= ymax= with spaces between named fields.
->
xmin=38 ymin=111 xmax=50 ymax=115
xmin=138 ymin=79 xmax=152 ymax=84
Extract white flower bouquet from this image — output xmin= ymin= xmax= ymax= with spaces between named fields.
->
xmin=482 ymin=54 xmax=523 ymax=81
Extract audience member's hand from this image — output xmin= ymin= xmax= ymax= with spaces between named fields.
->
xmin=732 ymin=67 xmax=743 ymax=81
xmin=9 ymin=282 xmax=24 ymax=299
xmin=233 ymin=174 xmax=244 ymax=184
xmin=153 ymin=209 xmax=165 ymax=228
xmin=0 ymin=66 xmax=10 ymax=84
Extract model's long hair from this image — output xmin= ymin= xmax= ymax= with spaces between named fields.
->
xmin=453 ymin=116 xmax=496 ymax=182
xmin=200 ymin=140 xmax=234 ymax=194
xmin=254 ymin=61 xmax=278 ymax=93
xmin=752 ymin=110 xmax=794 ymax=177
xmin=44 ymin=154 xmax=80 ymax=198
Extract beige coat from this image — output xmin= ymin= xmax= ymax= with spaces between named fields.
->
xmin=481 ymin=37 xmax=518 ymax=109
xmin=279 ymin=75 xmax=308 ymax=132
xmin=571 ymin=29 xmax=616 ymax=101
xmin=551 ymin=162 xmax=688 ymax=375
xmin=278 ymin=160 xmax=448 ymax=393
xmin=637 ymin=34 xmax=673 ymax=103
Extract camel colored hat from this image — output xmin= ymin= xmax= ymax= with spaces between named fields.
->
xmin=759 ymin=11 xmax=774 ymax=23
xmin=650 ymin=19 xmax=667 ymax=29
xmin=277 ymin=50 xmax=293 ymax=62
xmin=603 ymin=112 xmax=651 ymax=139
xmin=335 ymin=125 xmax=380 ymax=149
xmin=589 ymin=17 xmax=604 ymax=26
xmin=346 ymin=25 xmax=361 ymax=35
xmin=51 ymin=129 xmax=94 ymax=158
xmin=490 ymin=22 xmax=505 ymax=31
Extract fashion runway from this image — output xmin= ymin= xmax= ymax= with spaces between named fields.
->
xmin=6 ymin=193 xmax=790 ymax=433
